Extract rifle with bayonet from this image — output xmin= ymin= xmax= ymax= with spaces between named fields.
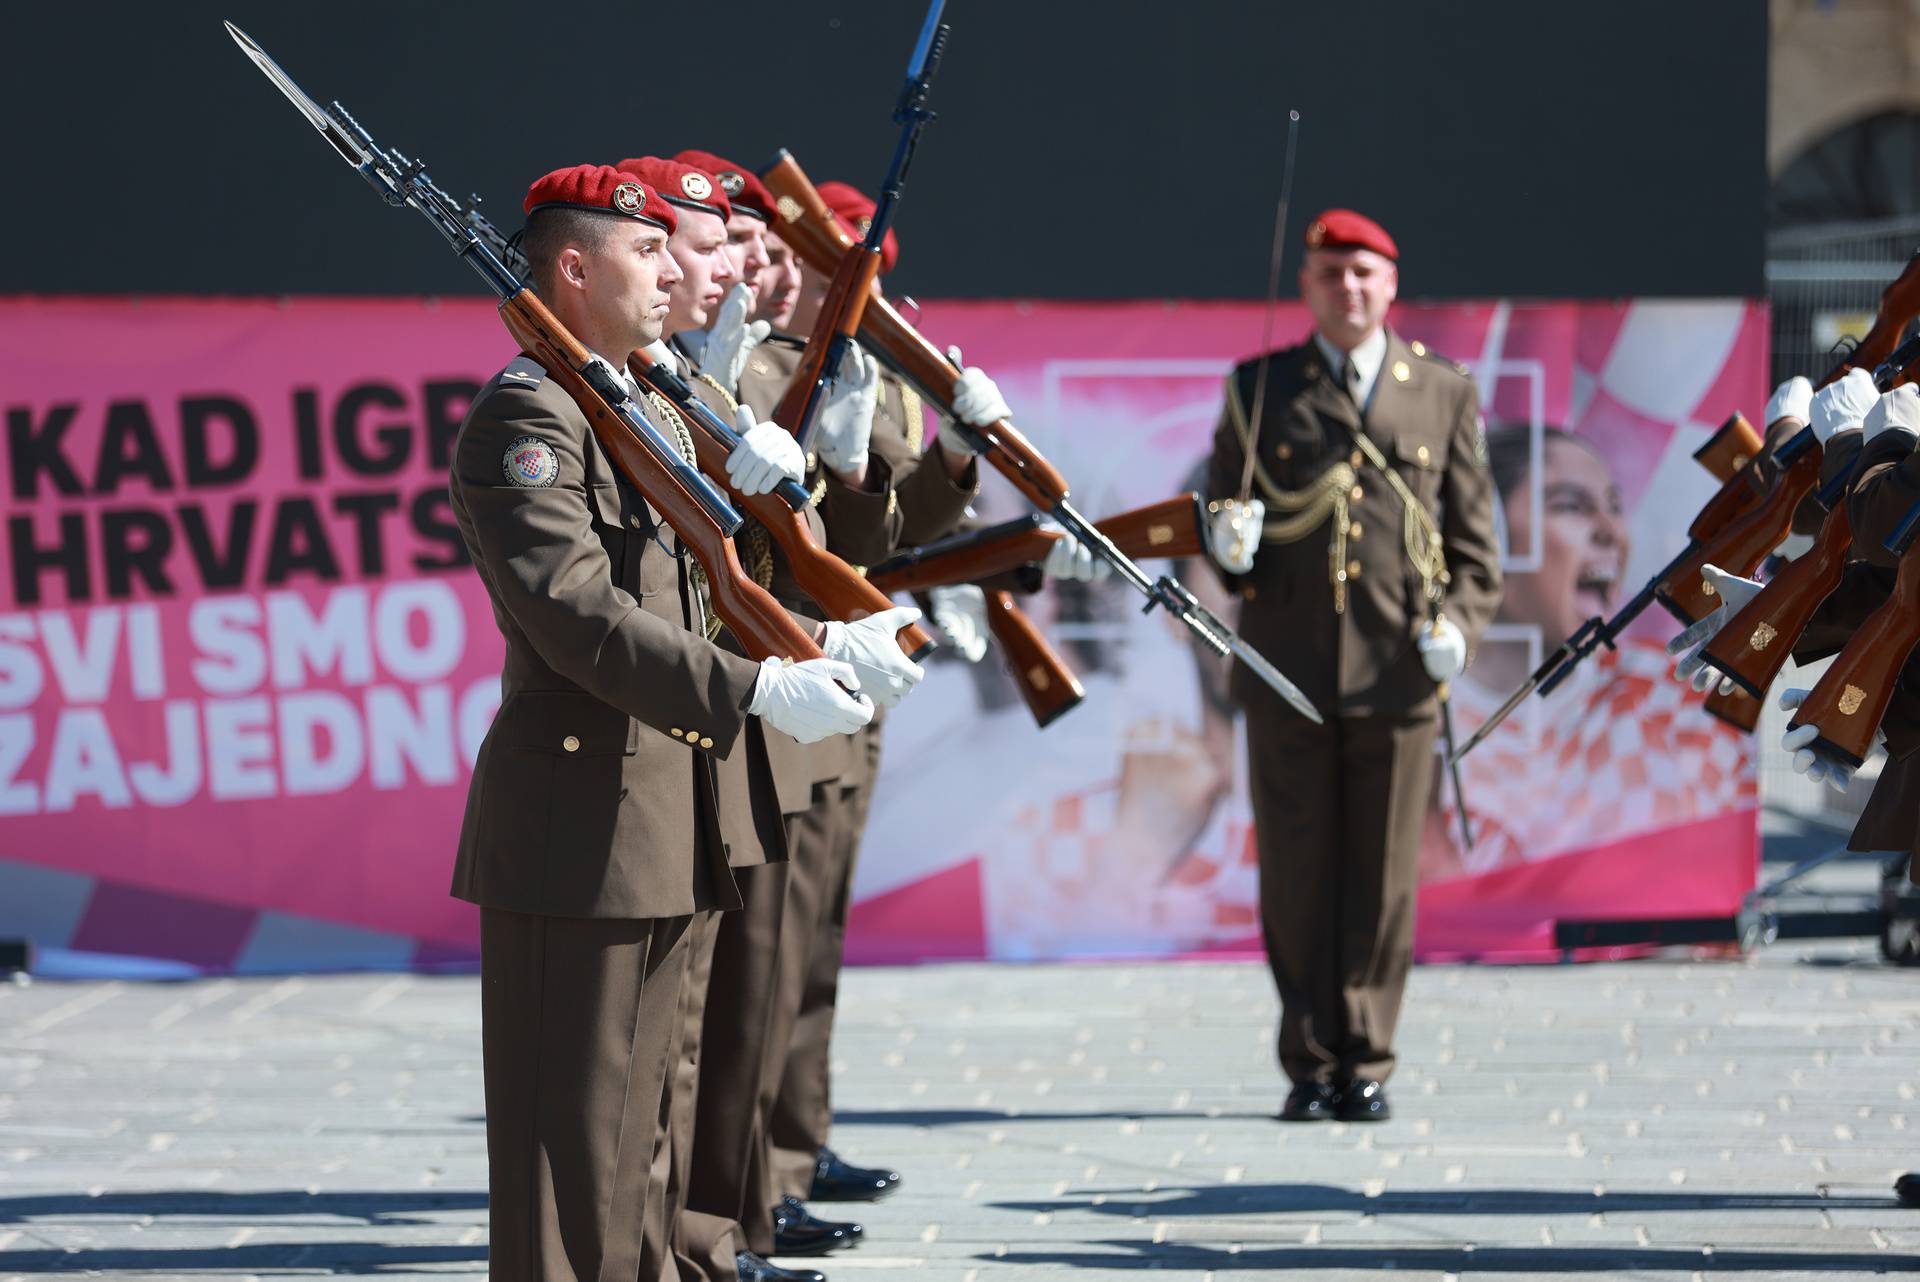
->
xmin=867 ymin=494 xmax=1208 ymax=595
xmin=449 ymin=190 xmax=937 ymax=660
xmin=759 ymin=150 xmax=1325 ymax=725
xmin=773 ymin=0 xmax=946 ymax=448
xmin=223 ymin=22 xmax=825 ymax=666
xmin=1785 ymin=494 xmax=1920 ymax=768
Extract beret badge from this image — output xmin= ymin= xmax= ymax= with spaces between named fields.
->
xmin=611 ymin=182 xmax=646 ymax=215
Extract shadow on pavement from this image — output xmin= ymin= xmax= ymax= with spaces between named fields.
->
xmin=0 ymin=1189 xmax=487 ymax=1273
xmin=0 ymin=1242 xmax=485 ymax=1274
xmin=835 ymin=1108 xmax=1277 ymax=1126
xmin=0 ymin=1189 xmax=484 ymax=1224
xmin=991 ymin=1181 xmax=1900 ymax=1217
xmin=990 ymin=1241 xmax=1920 ymax=1273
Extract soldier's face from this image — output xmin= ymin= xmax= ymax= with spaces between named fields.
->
xmin=1498 ymin=437 xmax=1630 ymax=647
xmin=722 ymin=213 xmax=772 ymax=306
xmin=1299 ymin=248 xmax=1397 ymax=350
xmin=758 ymin=232 xmax=803 ymax=330
xmin=573 ymin=224 xmax=680 ymax=352
xmin=664 ymin=209 xmax=736 ymax=335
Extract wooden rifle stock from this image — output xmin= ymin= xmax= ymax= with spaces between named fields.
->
xmin=1698 ymin=479 xmax=1857 ymax=704
xmin=1701 ymin=684 xmax=1763 ymax=732
xmin=1692 ymin=412 xmax=1765 ymax=484
xmin=627 ymin=350 xmax=935 ymax=660
xmin=497 ymin=292 xmax=823 ymax=664
xmin=1656 ymin=430 xmax=1825 ymax=624
xmin=867 ymin=494 xmax=1208 ymax=595
xmin=983 ymin=589 xmax=1085 ymax=727
xmin=1787 ymin=500 xmax=1920 ymax=767
xmin=762 ymin=150 xmax=1072 ymax=510
xmin=773 ymin=244 xmax=882 ymax=440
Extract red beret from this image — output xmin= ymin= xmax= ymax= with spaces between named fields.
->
xmin=523 ymin=164 xmax=676 ymax=235
xmin=673 ymin=149 xmax=775 ymax=223
xmin=1303 ymin=208 xmax=1398 ymax=261
xmin=614 ymin=156 xmax=733 ymax=225
xmin=818 ymin=181 xmax=900 ymax=275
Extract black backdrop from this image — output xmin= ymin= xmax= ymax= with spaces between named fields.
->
xmin=4 ymin=1 xmax=1765 ymax=300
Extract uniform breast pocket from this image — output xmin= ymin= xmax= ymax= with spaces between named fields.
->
xmin=590 ymin=482 xmax=666 ymax=597
xmin=1391 ymin=435 xmax=1445 ymax=505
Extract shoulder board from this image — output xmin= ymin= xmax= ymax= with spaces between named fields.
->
xmin=496 ymin=355 xmax=547 ymax=390
xmin=1408 ymin=339 xmax=1471 ymax=378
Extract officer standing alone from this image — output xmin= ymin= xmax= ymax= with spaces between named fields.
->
xmin=1205 ymin=209 xmax=1502 ymax=1123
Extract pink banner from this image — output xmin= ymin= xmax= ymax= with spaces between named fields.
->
xmin=0 ymin=297 xmax=1765 ymax=974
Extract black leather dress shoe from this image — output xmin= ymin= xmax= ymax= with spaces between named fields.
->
xmin=771 ymin=1195 xmax=864 ymax=1255
xmin=1279 ymin=1080 xmax=1338 ymax=1122
xmin=1896 ymin=1173 xmax=1920 ymax=1207
xmin=809 ymin=1146 xmax=902 ymax=1202
xmin=1335 ymin=1080 xmax=1391 ymax=1122
xmin=737 ymin=1250 xmax=826 ymax=1282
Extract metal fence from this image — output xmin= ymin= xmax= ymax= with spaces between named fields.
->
xmin=1767 ymin=214 xmax=1920 ymax=388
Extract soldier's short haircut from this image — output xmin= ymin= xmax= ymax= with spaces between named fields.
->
xmin=520 ymin=207 xmax=617 ymax=298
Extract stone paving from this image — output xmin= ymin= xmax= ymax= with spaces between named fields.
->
xmin=4 ymin=940 xmax=1920 ymax=1280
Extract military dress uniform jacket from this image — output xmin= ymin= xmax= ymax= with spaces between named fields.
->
xmin=1206 ymin=330 xmax=1502 ymax=719
xmin=449 ymin=357 xmax=789 ymax=920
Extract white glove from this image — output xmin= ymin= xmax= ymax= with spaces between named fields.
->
xmin=747 ymin=656 xmax=873 ymax=743
xmin=1416 ymin=616 xmax=1467 ymax=682
xmin=949 ymin=357 xmax=1012 ymax=429
xmin=1811 ymin=367 xmax=1879 ymax=443
xmin=1663 ymin=563 xmax=1763 ymax=694
xmin=816 ymin=345 xmax=879 ymax=473
xmin=1778 ymin=687 xmax=1878 ymax=793
xmin=1764 ymin=376 xmax=1812 ymax=428
xmin=820 ymin=606 xmax=926 ymax=709
xmin=1039 ymin=522 xmax=1114 ymax=583
xmin=1864 ymin=383 xmax=1920 ymax=445
xmin=696 ymin=283 xmax=770 ymax=397
xmin=935 ymin=346 xmax=988 ymax=457
xmin=927 ymin=585 xmax=989 ymax=663
xmin=1206 ymin=497 xmax=1266 ymax=575
xmin=725 ymin=405 xmax=805 ymax=496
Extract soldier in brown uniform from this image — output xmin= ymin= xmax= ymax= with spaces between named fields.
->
xmin=1204 ymin=208 xmax=1502 ymax=1123
xmin=617 ymin=154 xmax=924 ymax=1282
xmin=449 ymin=165 xmax=877 ymax=1282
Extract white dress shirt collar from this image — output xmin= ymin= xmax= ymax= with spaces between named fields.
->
xmin=1313 ymin=327 xmax=1388 ymax=411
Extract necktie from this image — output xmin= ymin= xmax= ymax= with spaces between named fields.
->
xmin=1343 ymin=356 xmax=1364 ymax=409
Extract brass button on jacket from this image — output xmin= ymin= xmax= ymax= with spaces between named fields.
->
xmin=562 ymin=735 xmax=581 ymax=753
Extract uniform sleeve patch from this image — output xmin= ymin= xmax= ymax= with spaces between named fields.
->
xmin=503 ymin=436 xmax=559 ymax=488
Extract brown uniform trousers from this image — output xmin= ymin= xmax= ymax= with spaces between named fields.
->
xmin=450 ymin=358 xmax=794 ymax=1282
xmin=1206 ymin=330 xmax=1501 ymax=1087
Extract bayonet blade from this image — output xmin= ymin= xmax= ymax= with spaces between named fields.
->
xmin=224 ymin=22 xmax=336 ymax=136
xmin=1221 ymin=625 xmax=1324 ymax=724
